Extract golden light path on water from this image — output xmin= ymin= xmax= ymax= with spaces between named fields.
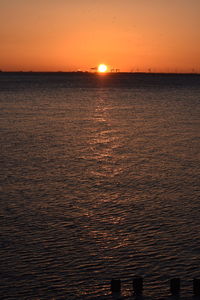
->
xmin=80 ymin=94 xmax=129 ymax=247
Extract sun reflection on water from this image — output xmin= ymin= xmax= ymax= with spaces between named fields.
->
xmin=77 ymin=92 xmax=131 ymax=253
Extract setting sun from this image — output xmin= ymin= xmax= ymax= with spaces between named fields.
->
xmin=98 ymin=64 xmax=108 ymax=73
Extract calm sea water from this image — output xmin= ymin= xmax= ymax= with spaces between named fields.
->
xmin=0 ymin=73 xmax=200 ymax=299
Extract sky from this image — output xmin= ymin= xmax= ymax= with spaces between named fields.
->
xmin=0 ymin=0 xmax=200 ymax=72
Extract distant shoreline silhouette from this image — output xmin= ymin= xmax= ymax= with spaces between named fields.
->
xmin=0 ymin=71 xmax=200 ymax=75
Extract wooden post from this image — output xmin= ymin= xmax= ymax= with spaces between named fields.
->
xmin=170 ymin=278 xmax=180 ymax=296
xmin=111 ymin=278 xmax=121 ymax=294
xmin=193 ymin=278 xmax=200 ymax=297
xmin=133 ymin=276 xmax=143 ymax=295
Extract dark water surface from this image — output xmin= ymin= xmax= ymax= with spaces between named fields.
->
xmin=0 ymin=73 xmax=200 ymax=299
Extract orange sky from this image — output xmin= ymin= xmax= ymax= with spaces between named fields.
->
xmin=0 ymin=0 xmax=200 ymax=72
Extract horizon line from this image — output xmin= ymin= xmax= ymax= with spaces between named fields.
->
xmin=0 ymin=70 xmax=200 ymax=75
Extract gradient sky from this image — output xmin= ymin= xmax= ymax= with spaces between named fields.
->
xmin=1 ymin=0 xmax=200 ymax=72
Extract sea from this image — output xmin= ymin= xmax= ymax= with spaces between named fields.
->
xmin=0 ymin=72 xmax=200 ymax=299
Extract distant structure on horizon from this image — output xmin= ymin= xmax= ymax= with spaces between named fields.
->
xmin=111 ymin=68 xmax=120 ymax=72
xmin=90 ymin=67 xmax=98 ymax=72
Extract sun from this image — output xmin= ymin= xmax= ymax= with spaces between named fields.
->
xmin=98 ymin=64 xmax=108 ymax=73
